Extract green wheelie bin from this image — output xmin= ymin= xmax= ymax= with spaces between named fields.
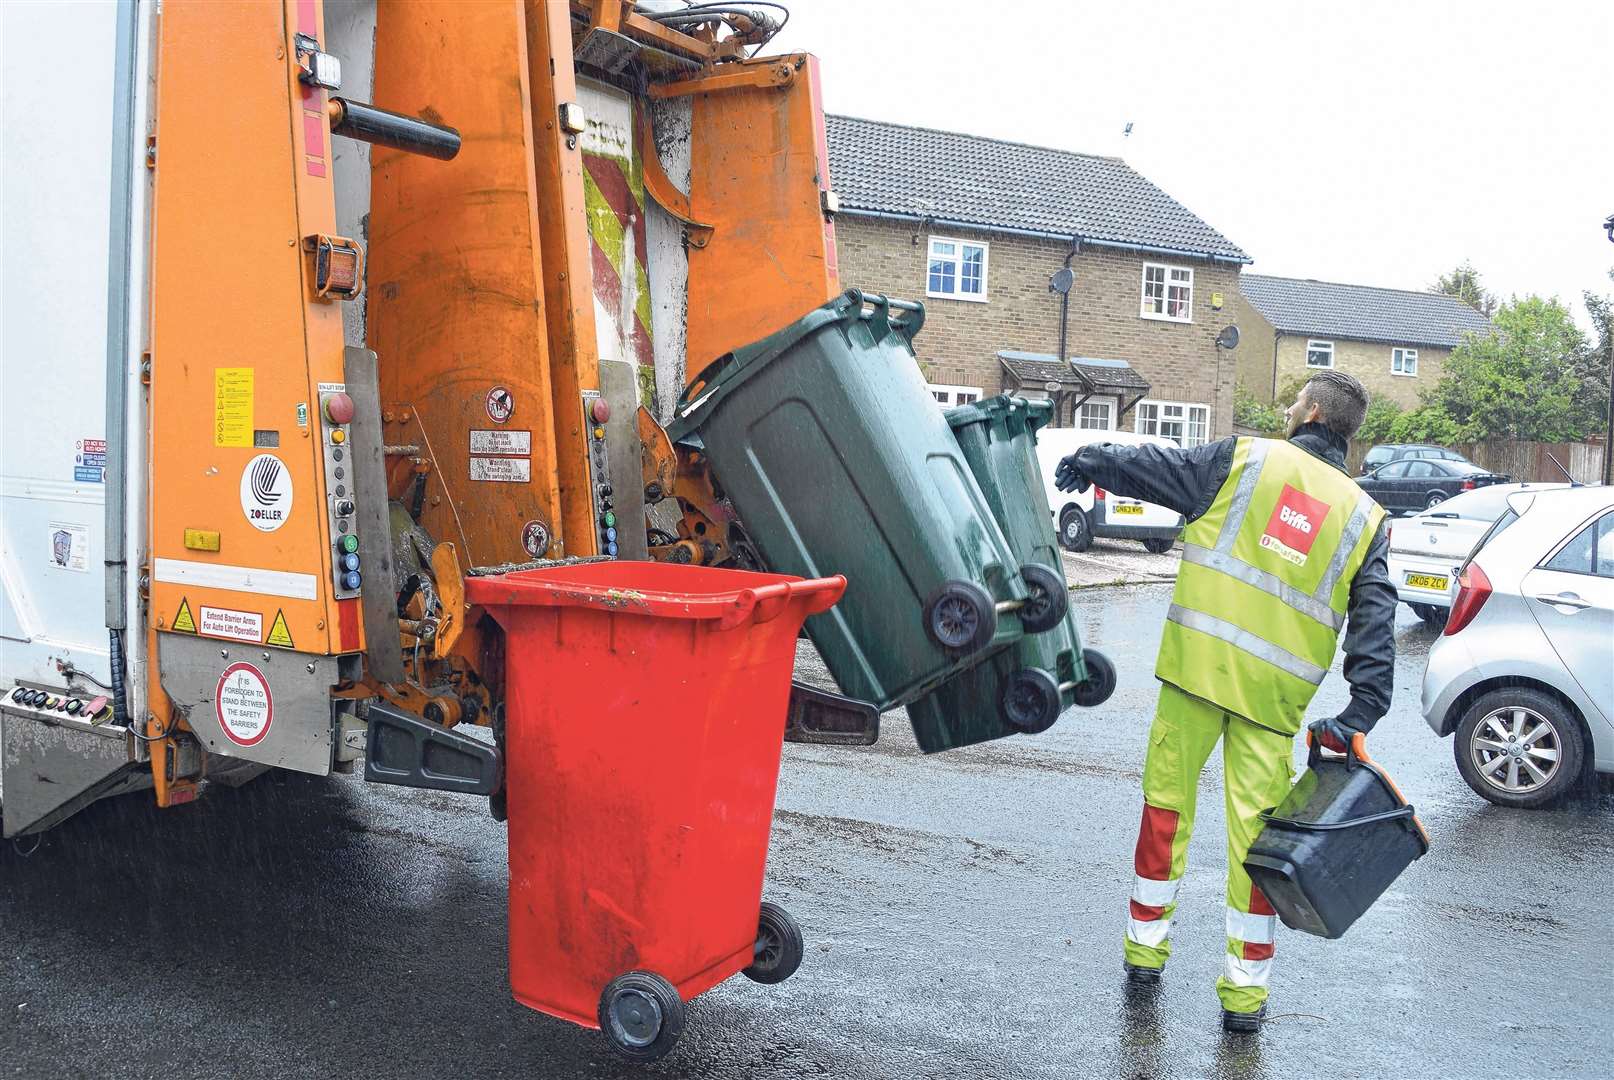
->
xmin=905 ymin=395 xmax=1116 ymax=753
xmin=665 ymin=290 xmax=1066 ymax=713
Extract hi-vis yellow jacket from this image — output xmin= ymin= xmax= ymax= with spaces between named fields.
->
xmin=1156 ymin=437 xmax=1385 ymax=735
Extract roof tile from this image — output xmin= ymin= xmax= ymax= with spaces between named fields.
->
xmin=1239 ymin=274 xmax=1494 ymax=348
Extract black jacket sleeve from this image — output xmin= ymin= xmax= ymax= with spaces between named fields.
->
xmin=1066 ymin=437 xmax=1236 ymax=523
xmin=1334 ymin=520 xmax=1396 ymax=734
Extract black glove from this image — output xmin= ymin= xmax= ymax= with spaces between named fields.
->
xmin=1308 ymin=716 xmax=1358 ymax=755
xmin=1054 ymin=453 xmax=1091 ymax=493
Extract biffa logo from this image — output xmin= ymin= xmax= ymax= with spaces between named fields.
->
xmin=1258 ymin=484 xmax=1331 ymax=566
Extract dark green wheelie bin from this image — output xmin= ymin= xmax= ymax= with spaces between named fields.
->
xmin=905 ymin=395 xmax=1116 ymax=753
xmin=666 ymin=290 xmax=1064 ymax=712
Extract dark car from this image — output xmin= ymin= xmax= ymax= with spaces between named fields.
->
xmin=1360 ymin=443 xmax=1474 ymax=474
xmin=1358 ymin=458 xmax=1509 ymax=513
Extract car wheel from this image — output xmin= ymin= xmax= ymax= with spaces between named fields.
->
xmin=1141 ymin=537 xmax=1175 ymax=555
xmin=1425 ymin=491 xmax=1447 ymax=509
xmin=1409 ymin=602 xmax=1447 ymax=629
xmin=1058 ymin=506 xmax=1092 ymax=553
xmin=1452 ymin=689 xmax=1585 ymax=808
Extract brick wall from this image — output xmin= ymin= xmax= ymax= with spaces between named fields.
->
xmin=835 ymin=215 xmax=1243 ymax=435
xmin=1274 ymin=335 xmax=1447 ymax=409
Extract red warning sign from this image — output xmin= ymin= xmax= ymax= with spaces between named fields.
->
xmin=215 ymin=662 xmax=274 ymax=747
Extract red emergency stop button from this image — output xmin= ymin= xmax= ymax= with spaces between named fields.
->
xmin=590 ymin=398 xmax=610 ymax=424
xmin=323 ymin=392 xmax=355 ymax=425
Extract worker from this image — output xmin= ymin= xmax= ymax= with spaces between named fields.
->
xmin=1054 ymin=370 xmax=1394 ymax=1034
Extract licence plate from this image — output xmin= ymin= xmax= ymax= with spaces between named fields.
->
xmin=1113 ymin=503 xmax=1144 ymax=516
xmin=1405 ymin=573 xmax=1448 ymax=590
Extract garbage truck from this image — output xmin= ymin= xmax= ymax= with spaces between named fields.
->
xmin=1 ymin=0 xmax=1111 ymax=1060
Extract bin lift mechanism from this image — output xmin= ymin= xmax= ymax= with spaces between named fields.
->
xmin=0 ymin=0 xmax=854 ymax=840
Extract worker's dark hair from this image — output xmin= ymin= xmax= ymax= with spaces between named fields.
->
xmin=1303 ymin=370 xmax=1370 ymax=439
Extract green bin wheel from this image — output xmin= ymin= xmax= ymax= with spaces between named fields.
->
xmin=598 ymin=971 xmax=685 ymax=1063
xmin=922 ymin=580 xmax=996 ymax=654
xmin=1000 ymin=667 xmax=1061 ymax=733
xmin=743 ymin=901 xmax=804 ymax=985
xmin=1015 ymin=563 xmax=1069 ymax=634
xmin=1072 ymin=648 xmax=1117 ymax=708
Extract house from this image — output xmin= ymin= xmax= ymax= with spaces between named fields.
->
xmin=1234 ymin=274 xmax=1494 ymax=409
xmin=827 ymin=115 xmax=1251 ymax=445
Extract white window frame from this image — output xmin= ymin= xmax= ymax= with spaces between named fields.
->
xmin=1134 ymin=398 xmax=1212 ymax=447
xmin=1139 ymin=262 xmax=1194 ymax=322
xmin=927 ymin=382 xmax=983 ymax=407
xmin=1306 ymin=339 xmax=1335 ymax=368
xmin=925 ymin=236 xmax=990 ymax=303
xmin=1391 ymin=347 xmax=1419 ymax=377
xmin=1078 ymin=399 xmax=1114 ymax=431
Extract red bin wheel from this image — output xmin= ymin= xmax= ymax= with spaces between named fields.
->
xmin=598 ymin=971 xmax=685 ymax=1063
xmin=742 ymin=901 xmax=804 ymax=985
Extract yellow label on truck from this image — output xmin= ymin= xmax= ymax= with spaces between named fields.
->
xmin=215 ymin=368 xmax=254 ymax=448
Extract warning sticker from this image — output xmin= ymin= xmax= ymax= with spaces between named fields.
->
xmin=485 ymin=386 xmax=514 ymax=424
xmin=172 ymin=597 xmax=197 ymax=633
xmin=265 ymin=609 xmax=295 ymax=649
xmin=469 ymin=457 xmax=531 ymax=483
xmin=75 ymin=438 xmax=107 ymax=483
xmin=215 ymin=368 xmax=255 ymax=448
xmin=47 ymin=522 xmax=89 ymax=572
xmin=240 ymin=453 xmax=294 ymax=531
xmin=215 ymin=662 xmax=273 ymax=747
xmin=469 ymin=429 xmax=532 ymax=455
xmin=1259 ymin=484 xmax=1333 ymax=567
xmin=200 ymin=606 xmax=263 ymax=643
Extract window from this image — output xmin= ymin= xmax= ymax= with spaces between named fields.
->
xmin=926 ymin=237 xmax=988 ymax=302
xmin=1306 ymin=340 xmax=1335 ymax=368
xmin=1543 ymin=512 xmax=1614 ymax=578
xmin=1392 ymin=347 xmax=1419 ymax=376
xmin=1135 ymin=399 xmax=1211 ymax=447
xmin=1405 ymin=461 xmax=1436 ymax=479
xmin=1078 ymin=400 xmax=1113 ymax=430
xmin=927 ymin=383 xmax=982 ymax=407
xmin=1375 ymin=460 xmax=1411 ymax=478
xmin=1140 ymin=263 xmax=1193 ymax=321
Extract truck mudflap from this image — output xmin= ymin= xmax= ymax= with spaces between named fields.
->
xmin=362 ymin=701 xmax=501 ymax=796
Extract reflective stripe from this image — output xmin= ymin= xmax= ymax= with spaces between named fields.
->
xmin=1223 ymin=953 xmax=1272 ymax=988
xmin=1226 ymin=907 xmax=1277 ymax=944
xmin=1133 ymin=875 xmax=1181 ymax=908
xmin=1127 ymin=917 xmax=1172 ymax=948
xmin=1167 ymin=603 xmax=1328 ymax=685
xmin=1215 ymin=439 xmax=1270 ymax=552
xmin=1314 ymin=493 xmax=1377 ymax=601
xmin=1181 ymin=544 xmax=1345 ymax=631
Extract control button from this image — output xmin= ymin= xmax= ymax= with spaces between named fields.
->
xmin=597 ymin=483 xmax=613 ymax=498
xmin=606 ymin=542 xmax=618 ymax=556
xmin=54 ymin=697 xmax=69 ymax=712
xmin=331 ymin=428 xmax=347 ymax=445
xmin=339 ymin=534 xmax=359 ymax=554
xmin=605 ymin=527 xmax=617 ymax=542
xmin=66 ymin=699 xmax=83 ymax=715
xmin=85 ymin=695 xmax=109 ymax=715
xmin=342 ymin=570 xmax=362 ymax=590
xmin=590 ymin=397 xmax=611 ymax=424
xmin=323 ymin=392 xmax=356 ymax=424
xmin=9 ymin=687 xmax=25 ymax=702
xmin=602 ymin=511 xmax=616 ymax=528
xmin=592 ymin=426 xmax=605 ymax=440
xmin=339 ymin=552 xmax=360 ymax=573
xmin=336 ymin=499 xmax=356 ymax=517
xmin=45 ymin=695 xmax=60 ymax=709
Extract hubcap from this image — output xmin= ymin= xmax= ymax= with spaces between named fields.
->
xmin=755 ymin=926 xmax=781 ymax=971
xmin=608 ymin=989 xmax=662 ymax=1048
xmin=1470 ymin=706 xmax=1561 ymax=793
xmin=934 ymin=596 xmax=979 ymax=647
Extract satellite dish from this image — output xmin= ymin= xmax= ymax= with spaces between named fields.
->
xmin=1215 ymin=325 xmax=1241 ymax=350
xmin=1044 ymin=381 xmax=1062 ymax=393
xmin=1048 ymin=267 xmax=1075 ymax=295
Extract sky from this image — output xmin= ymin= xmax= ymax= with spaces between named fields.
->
xmin=770 ymin=0 xmax=1614 ymax=329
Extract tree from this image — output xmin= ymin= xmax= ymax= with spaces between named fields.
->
xmin=1388 ymin=405 xmax=1469 ymax=445
xmin=1355 ymin=394 xmax=1403 ymax=444
xmin=1427 ymin=295 xmax=1597 ymax=442
xmin=1432 ymin=260 xmax=1498 ymax=319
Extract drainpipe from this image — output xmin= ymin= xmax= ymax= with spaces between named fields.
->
xmin=1052 ymin=239 xmax=1079 ymax=424
xmin=1271 ymin=332 xmax=1281 ymax=403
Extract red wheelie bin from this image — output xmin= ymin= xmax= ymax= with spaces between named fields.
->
xmin=465 ymin=561 xmax=846 ymax=1063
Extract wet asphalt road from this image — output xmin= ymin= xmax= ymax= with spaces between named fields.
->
xmin=3 ymin=584 xmax=1611 ymax=1080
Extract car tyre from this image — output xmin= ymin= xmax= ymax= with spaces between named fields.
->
xmin=1409 ymin=602 xmax=1447 ymax=629
xmin=1142 ymin=538 xmax=1175 ymax=555
xmin=1452 ymin=689 xmax=1585 ymax=809
xmin=1425 ymin=491 xmax=1447 ymax=509
xmin=1058 ymin=506 xmax=1093 ymax=553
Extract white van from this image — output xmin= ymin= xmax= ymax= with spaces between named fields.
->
xmin=1034 ymin=428 xmax=1186 ymax=554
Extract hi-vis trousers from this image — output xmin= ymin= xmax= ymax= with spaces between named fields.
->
xmin=1123 ymin=683 xmax=1295 ymax=1013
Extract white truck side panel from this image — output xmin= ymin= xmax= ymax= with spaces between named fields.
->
xmin=2 ymin=1 xmax=124 ymax=688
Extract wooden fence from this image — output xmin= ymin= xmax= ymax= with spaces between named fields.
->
xmin=1344 ymin=438 xmax=1607 ymax=483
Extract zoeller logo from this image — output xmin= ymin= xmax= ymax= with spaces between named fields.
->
xmin=1258 ymin=484 xmax=1331 ymax=566
xmin=240 ymin=453 xmax=294 ymax=532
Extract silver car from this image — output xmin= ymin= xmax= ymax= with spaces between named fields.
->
xmin=1422 ymin=485 xmax=1614 ymax=808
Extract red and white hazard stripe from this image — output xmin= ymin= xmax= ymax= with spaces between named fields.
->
xmin=1127 ymin=874 xmax=1181 ymax=948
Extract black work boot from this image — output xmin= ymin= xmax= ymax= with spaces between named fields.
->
xmin=1123 ymin=962 xmax=1163 ymax=989
xmin=1221 ymin=1003 xmax=1267 ymax=1034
